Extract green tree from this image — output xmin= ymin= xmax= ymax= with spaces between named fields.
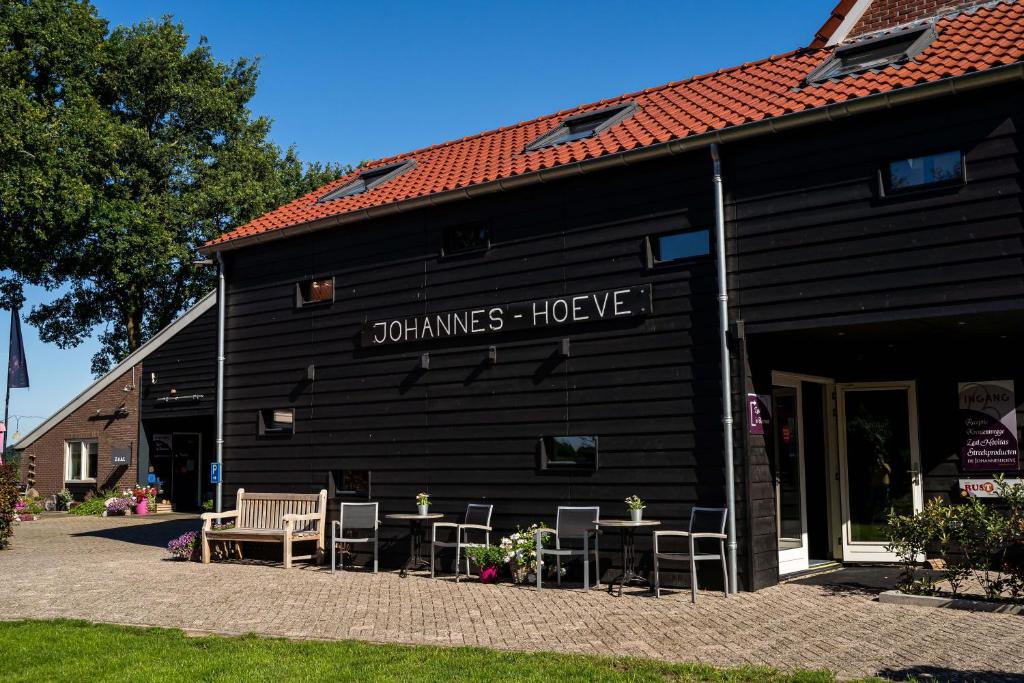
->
xmin=0 ymin=0 xmax=346 ymax=374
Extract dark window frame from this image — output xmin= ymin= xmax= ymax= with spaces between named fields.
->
xmin=329 ymin=469 xmax=371 ymax=499
xmin=524 ymin=102 xmax=638 ymax=152
xmin=257 ymin=407 xmax=295 ymax=437
xmin=538 ymin=435 xmax=600 ymax=472
xmin=317 ymin=159 xmax=417 ymax=203
xmin=295 ymin=276 xmax=336 ymax=308
xmin=645 ymin=228 xmax=712 ymax=268
xmin=806 ymin=25 xmax=937 ymax=84
xmin=440 ymin=223 xmax=491 ymax=257
xmin=878 ymin=149 xmax=966 ymax=197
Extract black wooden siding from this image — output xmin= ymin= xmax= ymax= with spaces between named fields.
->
xmin=141 ymin=304 xmax=218 ymax=419
xmin=728 ymin=88 xmax=1023 ymax=333
xmin=727 ymin=86 xmax=1023 ymax=585
xmin=221 ymin=156 xmax=746 ymax=588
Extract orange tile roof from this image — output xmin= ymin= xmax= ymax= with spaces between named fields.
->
xmin=207 ymin=0 xmax=1024 ymax=249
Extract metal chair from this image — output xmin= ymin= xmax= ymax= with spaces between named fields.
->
xmin=430 ymin=503 xmax=493 ymax=582
xmin=535 ymin=506 xmax=600 ymax=592
xmin=331 ymin=502 xmax=379 ymax=573
xmin=653 ymin=506 xmax=729 ymax=602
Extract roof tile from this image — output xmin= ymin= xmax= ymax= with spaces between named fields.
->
xmin=208 ymin=0 xmax=1024 ymax=248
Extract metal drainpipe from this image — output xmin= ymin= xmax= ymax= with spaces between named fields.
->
xmin=710 ymin=143 xmax=738 ymax=594
xmin=215 ymin=252 xmax=226 ymax=514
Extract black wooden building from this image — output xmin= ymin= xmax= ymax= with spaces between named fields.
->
xmin=188 ymin=0 xmax=1024 ymax=590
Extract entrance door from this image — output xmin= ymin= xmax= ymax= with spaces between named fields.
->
xmin=837 ymin=382 xmax=923 ymax=562
xmin=171 ymin=433 xmax=202 ymax=512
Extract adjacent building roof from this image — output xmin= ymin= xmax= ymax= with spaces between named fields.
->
xmin=204 ymin=0 xmax=1024 ymax=252
xmin=12 ymin=291 xmax=217 ymax=450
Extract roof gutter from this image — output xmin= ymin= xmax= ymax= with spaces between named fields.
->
xmin=200 ymin=62 xmax=1024 ymax=256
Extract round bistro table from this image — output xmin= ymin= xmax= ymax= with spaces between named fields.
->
xmin=597 ymin=519 xmax=661 ymax=596
xmin=385 ymin=513 xmax=445 ymax=577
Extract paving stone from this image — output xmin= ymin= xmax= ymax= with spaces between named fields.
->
xmin=1 ymin=514 xmax=1022 ymax=681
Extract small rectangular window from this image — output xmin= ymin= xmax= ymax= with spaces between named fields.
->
xmin=329 ymin=469 xmax=371 ymax=499
xmin=65 ymin=440 xmax=98 ymax=482
xmin=649 ymin=229 xmax=710 ymax=265
xmin=442 ymin=224 xmax=490 ymax=256
xmin=806 ymin=26 xmax=936 ymax=84
xmin=883 ymin=151 xmax=964 ymax=194
xmin=539 ymin=435 xmax=599 ymax=471
xmin=258 ymin=408 xmax=295 ymax=436
xmin=296 ymin=277 xmax=335 ymax=307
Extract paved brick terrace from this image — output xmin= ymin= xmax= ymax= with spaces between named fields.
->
xmin=2 ymin=514 xmax=1022 ymax=681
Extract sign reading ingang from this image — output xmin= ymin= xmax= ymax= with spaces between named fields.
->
xmin=958 ymin=380 xmax=1020 ymax=472
xmin=361 ymin=284 xmax=652 ymax=347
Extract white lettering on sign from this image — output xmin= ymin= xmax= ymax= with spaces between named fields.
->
xmin=361 ymin=285 xmax=652 ymax=347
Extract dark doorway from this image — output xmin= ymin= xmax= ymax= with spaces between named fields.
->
xmin=802 ymin=382 xmax=832 ymax=560
xmin=171 ymin=433 xmax=202 ymax=512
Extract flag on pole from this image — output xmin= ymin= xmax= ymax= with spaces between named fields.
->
xmin=8 ymin=308 xmax=29 ymax=389
xmin=3 ymin=307 xmax=29 ymax=461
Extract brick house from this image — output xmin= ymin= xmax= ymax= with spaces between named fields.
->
xmin=13 ymin=292 xmax=216 ymax=506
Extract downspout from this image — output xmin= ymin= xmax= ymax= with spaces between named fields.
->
xmin=710 ymin=142 xmax=738 ymax=594
xmin=215 ymin=252 xmax=226 ymax=514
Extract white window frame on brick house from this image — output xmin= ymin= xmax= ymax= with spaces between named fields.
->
xmin=65 ymin=439 xmax=99 ymax=483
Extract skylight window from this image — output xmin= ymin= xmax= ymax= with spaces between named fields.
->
xmin=525 ymin=102 xmax=637 ymax=152
xmin=318 ymin=159 xmax=416 ymax=203
xmin=806 ymin=25 xmax=936 ymax=84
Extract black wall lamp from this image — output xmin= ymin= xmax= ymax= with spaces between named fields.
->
xmin=558 ymin=338 xmax=571 ymax=358
xmin=487 ymin=346 xmax=498 ymax=365
xmin=420 ymin=353 xmax=430 ymax=370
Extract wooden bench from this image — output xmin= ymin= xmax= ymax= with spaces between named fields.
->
xmin=200 ymin=488 xmax=328 ymax=569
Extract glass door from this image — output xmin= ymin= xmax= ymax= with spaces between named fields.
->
xmin=837 ymin=382 xmax=923 ymax=562
xmin=772 ymin=375 xmax=808 ymax=575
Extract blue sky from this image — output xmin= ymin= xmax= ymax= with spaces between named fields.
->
xmin=4 ymin=0 xmax=828 ymax=440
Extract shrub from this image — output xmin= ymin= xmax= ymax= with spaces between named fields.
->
xmin=69 ymin=488 xmax=121 ymax=516
xmin=0 ymin=464 xmax=18 ymax=548
xmin=887 ymin=476 xmax=1024 ymax=603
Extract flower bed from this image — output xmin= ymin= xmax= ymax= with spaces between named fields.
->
xmin=167 ymin=531 xmax=198 ymax=560
xmin=887 ymin=475 xmax=1024 ymax=604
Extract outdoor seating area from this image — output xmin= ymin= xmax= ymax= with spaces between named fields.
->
xmin=200 ymin=489 xmax=328 ymax=569
xmin=199 ymin=489 xmax=729 ymax=599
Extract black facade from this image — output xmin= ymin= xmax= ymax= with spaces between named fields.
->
xmin=201 ymin=83 xmax=1023 ymax=590
xmin=139 ymin=304 xmax=218 ymax=511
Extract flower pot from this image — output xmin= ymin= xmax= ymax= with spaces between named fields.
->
xmin=135 ymin=498 xmax=149 ymax=516
xmin=417 ymin=504 xmax=429 ymax=516
xmin=630 ymin=509 xmax=643 ymax=522
xmin=479 ymin=565 xmax=499 ymax=584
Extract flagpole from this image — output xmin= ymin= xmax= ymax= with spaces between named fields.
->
xmin=2 ymin=308 xmax=9 ymax=462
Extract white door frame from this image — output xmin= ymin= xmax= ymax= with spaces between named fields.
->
xmin=836 ymin=381 xmax=923 ymax=563
xmin=771 ymin=371 xmax=837 ymax=574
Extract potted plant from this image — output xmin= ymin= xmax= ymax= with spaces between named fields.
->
xmin=104 ymin=495 xmax=134 ymax=516
xmin=499 ymin=524 xmax=552 ymax=584
xmin=625 ymin=495 xmax=645 ymax=522
xmin=467 ymin=545 xmax=505 ymax=583
xmin=56 ymin=488 xmax=73 ymax=511
xmin=416 ymin=492 xmax=430 ymax=516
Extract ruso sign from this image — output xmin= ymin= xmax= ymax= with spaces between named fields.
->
xmin=361 ymin=284 xmax=652 ymax=347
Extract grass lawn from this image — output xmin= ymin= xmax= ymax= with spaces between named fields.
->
xmin=0 ymin=619 xmax=868 ymax=682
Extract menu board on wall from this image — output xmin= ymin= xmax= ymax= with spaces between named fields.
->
xmin=958 ymin=380 xmax=1020 ymax=472
xmin=747 ymin=394 xmax=771 ymax=436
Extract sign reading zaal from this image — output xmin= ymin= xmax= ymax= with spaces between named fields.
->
xmin=361 ymin=284 xmax=652 ymax=347
xmin=958 ymin=380 xmax=1020 ymax=472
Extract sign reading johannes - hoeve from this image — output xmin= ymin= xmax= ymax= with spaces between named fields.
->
xmin=959 ymin=379 xmax=1020 ymax=472
xmin=361 ymin=284 xmax=653 ymax=347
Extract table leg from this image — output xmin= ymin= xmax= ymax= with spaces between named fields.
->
xmin=608 ymin=529 xmax=650 ymax=596
xmin=400 ymin=522 xmax=416 ymax=578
